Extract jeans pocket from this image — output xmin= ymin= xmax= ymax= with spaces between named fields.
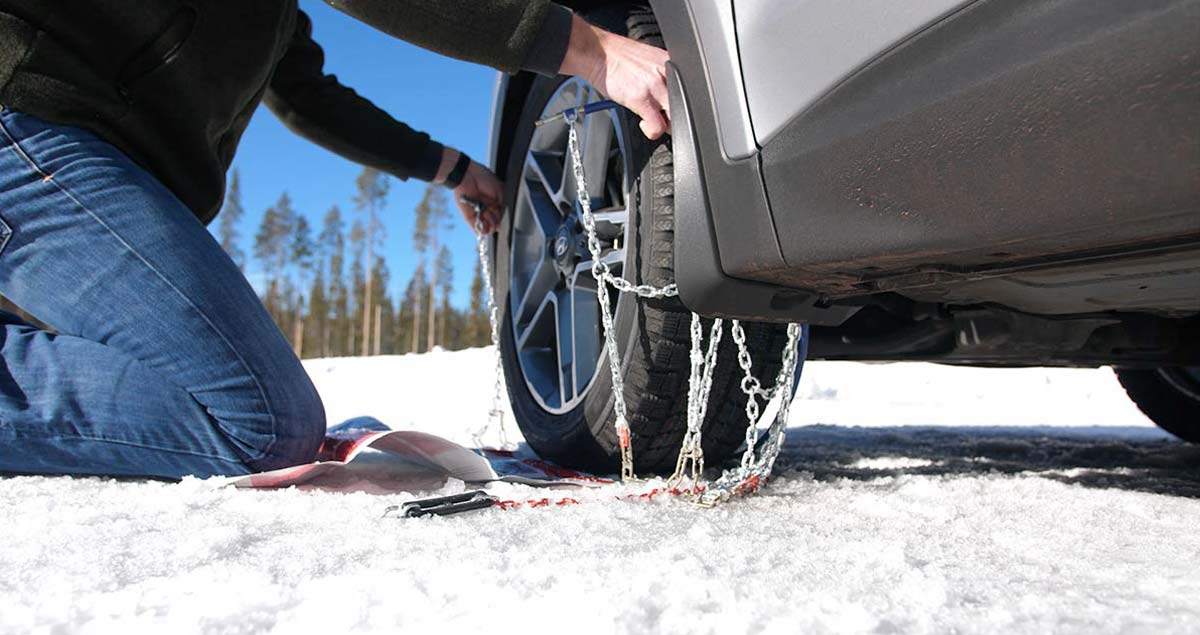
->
xmin=0 ymin=214 xmax=11 ymax=258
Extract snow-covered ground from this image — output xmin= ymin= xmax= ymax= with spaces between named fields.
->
xmin=3 ymin=348 xmax=1198 ymax=634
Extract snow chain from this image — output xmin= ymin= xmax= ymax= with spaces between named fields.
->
xmin=472 ymin=102 xmax=805 ymax=505
xmin=471 ymin=214 xmax=513 ymax=450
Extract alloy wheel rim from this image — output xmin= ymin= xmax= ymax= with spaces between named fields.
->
xmin=509 ymin=78 xmax=631 ymax=414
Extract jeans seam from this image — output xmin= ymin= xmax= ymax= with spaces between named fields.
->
xmin=2 ymin=431 xmax=250 ymax=466
xmin=0 ymin=115 xmax=279 ymax=461
xmin=0 ymin=215 xmax=11 ymax=257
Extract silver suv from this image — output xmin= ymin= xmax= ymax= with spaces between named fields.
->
xmin=485 ymin=1 xmax=1200 ymax=472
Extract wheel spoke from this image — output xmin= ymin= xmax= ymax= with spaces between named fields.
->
xmin=589 ymin=205 xmax=627 ymax=242
xmin=570 ymin=286 xmax=601 ymax=396
xmin=514 ymin=290 xmax=562 ymax=408
xmin=512 ymin=257 xmax=557 ymax=333
xmin=605 ymin=148 xmax=625 ymax=207
xmin=522 ymin=182 xmax=562 ymax=242
xmin=553 ymin=287 xmax=574 ymax=405
xmin=516 ymin=291 xmax=556 ymax=352
xmin=525 ymin=151 xmax=565 ymax=205
xmin=573 ymin=249 xmax=624 ymax=291
xmin=573 ymin=80 xmax=590 ymax=108
xmin=580 ymin=110 xmax=617 ymax=201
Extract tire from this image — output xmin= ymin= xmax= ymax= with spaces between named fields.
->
xmin=1116 ymin=367 xmax=1200 ymax=443
xmin=494 ymin=6 xmax=789 ymax=474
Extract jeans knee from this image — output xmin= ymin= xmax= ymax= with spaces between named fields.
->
xmin=259 ymin=375 xmax=326 ymax=471
xmin=215 ymin=361 xmax=326 ymax=472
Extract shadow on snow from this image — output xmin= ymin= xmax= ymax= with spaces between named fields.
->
xmin=763 ymin=424 xmax=1200 ymax=499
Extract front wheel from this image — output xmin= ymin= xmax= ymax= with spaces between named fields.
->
xmin=493 ymin=8 xmax=788 ymax=474
xmin=1116 ymin=367 xmax=1200 ymax=443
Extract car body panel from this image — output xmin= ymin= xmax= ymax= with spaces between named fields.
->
xmin=667 ymin=60 xmax=859 ymax=325
xmin=734 ymin=0 xmax=973 ymax=148
xmin=756 ymin=0 xmax=1200 ymax=313
xmin=681 ymin=0 xmax=756 ymax=160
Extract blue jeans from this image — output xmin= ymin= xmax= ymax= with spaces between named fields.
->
xmin=0 ymin=108 xmax=325 ymax=479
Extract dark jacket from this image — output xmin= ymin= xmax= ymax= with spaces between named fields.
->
xmin=0 ymin=1 xmax=571 ymax=223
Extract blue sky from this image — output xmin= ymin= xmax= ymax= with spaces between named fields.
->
xmin=213 ymin=0 xmax=499 ymax=308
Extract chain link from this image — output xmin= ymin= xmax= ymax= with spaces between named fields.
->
xmin=609 ymin=276 xmax=678 ymax=299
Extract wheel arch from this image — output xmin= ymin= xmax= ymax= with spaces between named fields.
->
xmin=488 ymin=1 xmax=860 ymax=326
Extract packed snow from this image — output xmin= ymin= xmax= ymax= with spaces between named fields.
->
xmin=2 ymin=347 xmax=1198 ymax=634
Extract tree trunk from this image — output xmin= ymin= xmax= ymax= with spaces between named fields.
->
xmin=362 ymin=279 xmax=373 ymax=356
xmin=438 ymin=302 xmax=447 ymax=348
xmin=362 ymin=206 xmax=375 ymax=357
xmin=411 ymin=292 xmax=422 ymax=354
xmin=427 ymin=281 xmax=437 ymax=351
xmin=427 ymin=233 xmax=438 ymax=352
xmin=373 ymin=304 xmax=382 ymax=356
xmin=293 ymin=317 xmax=305 ymax=358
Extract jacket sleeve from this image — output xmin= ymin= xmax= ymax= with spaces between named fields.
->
xmin=324 ymin=0 xmax=570 ymax=75
xmin=264 ymin=11 xmax=444 ymax=183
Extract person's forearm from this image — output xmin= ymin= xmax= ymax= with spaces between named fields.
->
xmin=269 ymin=10 xmax=447 ymax=182
xmin=558 ymin=14 xmax=606 ymax=85
xmin=327 ymin=0 xmax=557 ymax=74
xmin=521 ymin=4 xmax=574 ymax=76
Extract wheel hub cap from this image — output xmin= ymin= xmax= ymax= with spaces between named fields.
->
xmin=552 ymin=224 xmax=576 ymax=273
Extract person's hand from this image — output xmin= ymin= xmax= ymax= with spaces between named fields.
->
xmin=436 ymin=148 xmax=505 ymax=234
xmin=559 ymin=14 xmax=671 ymax=139
xmin=454 ymin=161 xmax=505 ymax=234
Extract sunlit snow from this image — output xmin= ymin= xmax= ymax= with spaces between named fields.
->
xmin=2 ymin=348 xmax=1197 ymax=634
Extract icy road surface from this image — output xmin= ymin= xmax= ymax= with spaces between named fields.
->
xmin=2 ymin=348 xmax=1198 ymax=634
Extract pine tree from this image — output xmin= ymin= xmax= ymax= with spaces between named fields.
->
xmin=306 ymin=266 xmax=328 ymax=359
xmin=348 ymin=219 xmax=366 ymax=356
xmin=405 ymin=264 xmax=428 ymax=354
xmin=444 ymin=307 xmax=469 ymax=350
xmin=307 ymin=209 xmax=330 ymax=357
xmin=394 ymin=283 xmax=410 ymax=354
xmin=320 ymin=206 xmax=346 ymax=357
xmin=218 ymin=169 xmax=246 ymax=270
xmin=413 ymin=185 xmax=450 ymax=352
xmin=354 ymin=168 xmax=389 ymax=356
xmin=369 ymin=255 xmax=391 ymax=355
xmin=436 ymin=245 xmax=453 ymax=347
xmin=254 ymin=192 xmax=296 ymax=326
xmin=289 ymin=214 xmax=314 ymax=356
